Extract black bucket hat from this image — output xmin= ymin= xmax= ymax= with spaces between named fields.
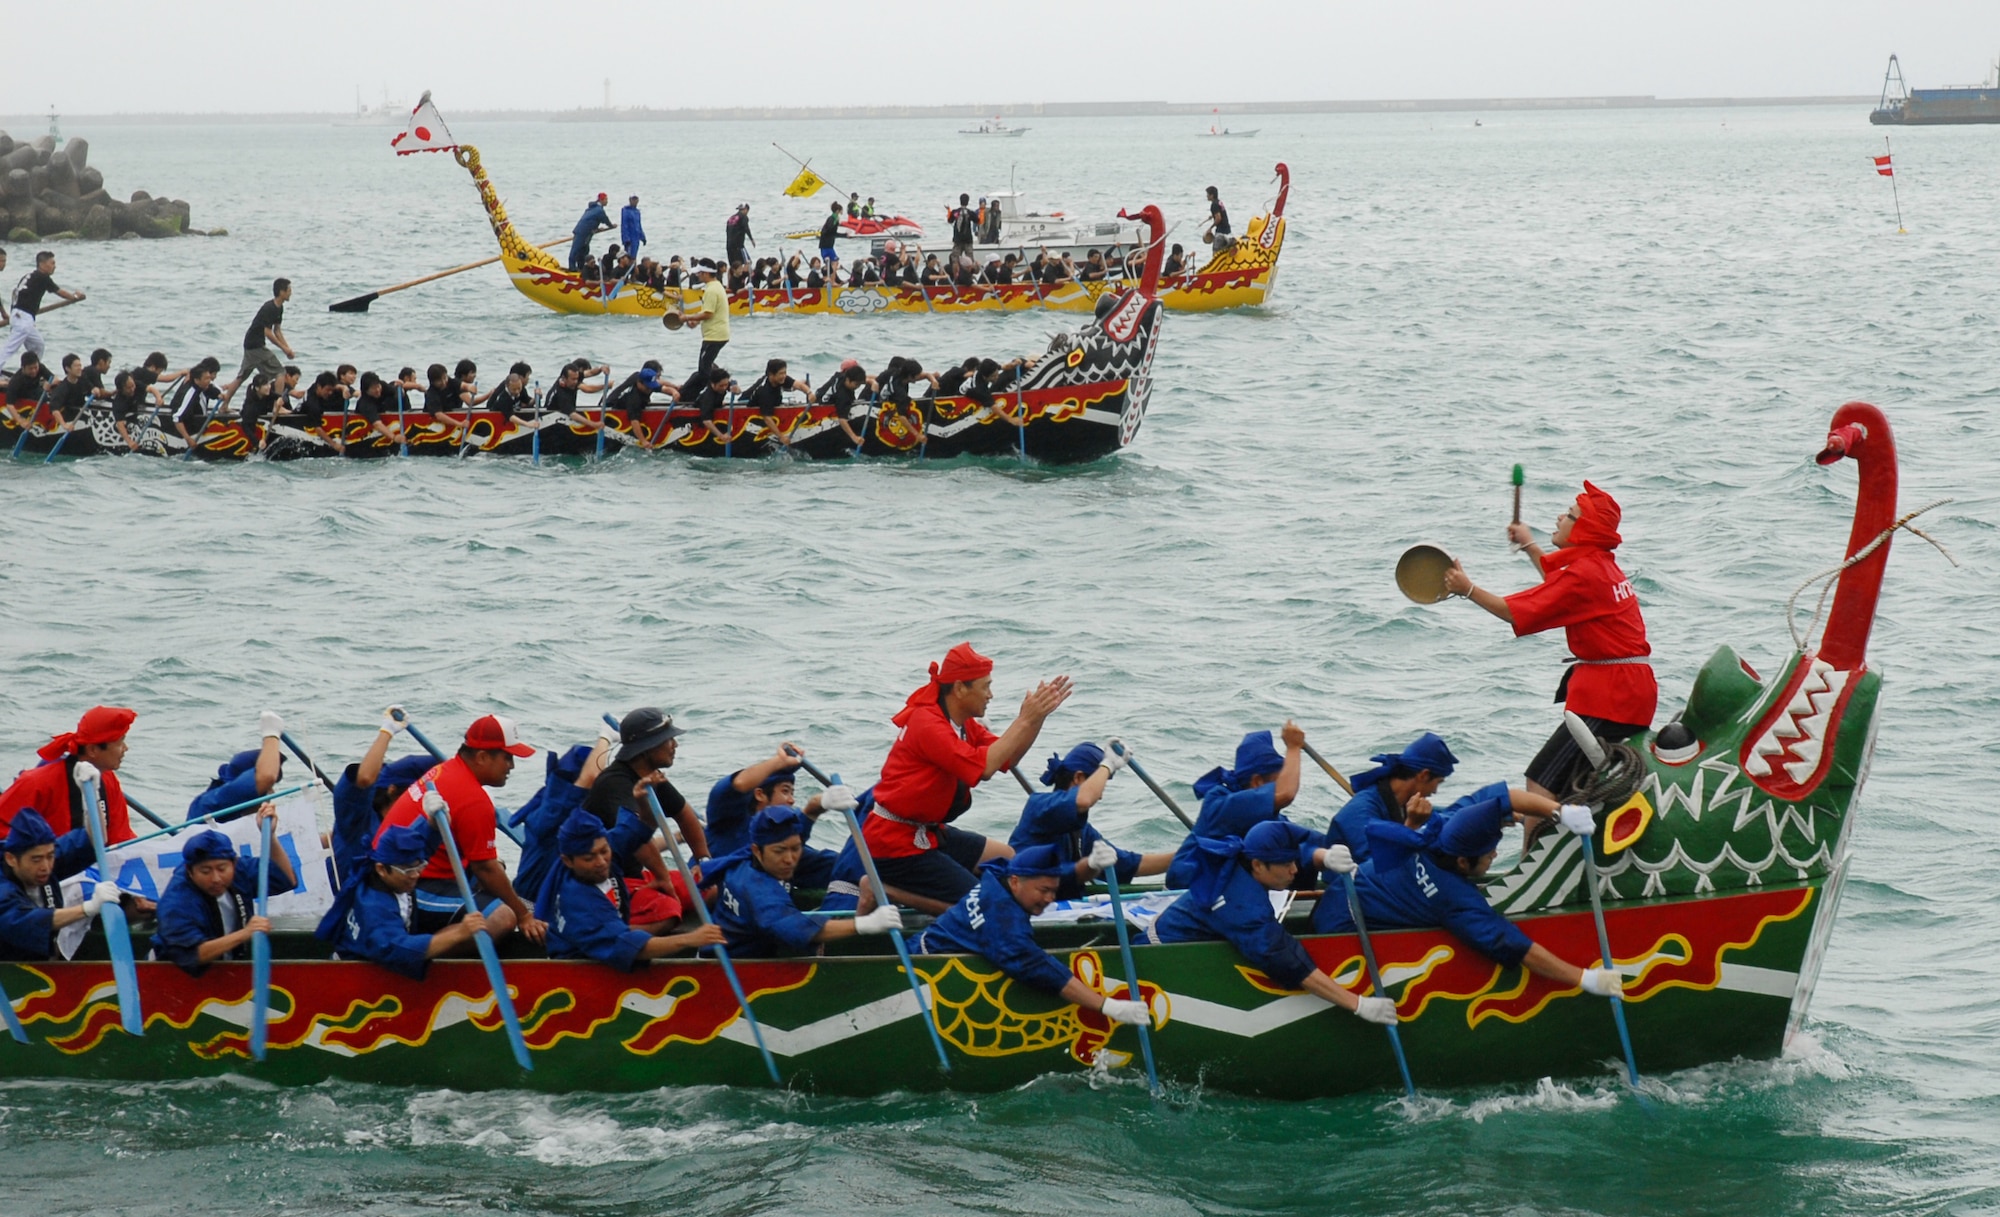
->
xmin=615 ymin=706 xmax=685 ymax=762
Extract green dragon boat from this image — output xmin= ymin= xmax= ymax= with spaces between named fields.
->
xmin=0 ymin=402 xmax=1901 ymax=1098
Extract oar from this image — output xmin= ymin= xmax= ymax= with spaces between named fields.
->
xmin=395 ymin=385 xmax=409 ymax=457
xmin=530 ymin=379 xmax=541 ymax=467
xmin=1098 ymin=814 xmax=1160 ymax=1096
xmin=0 ymin=972 xmax=28 ymax=1043
xmin=1300 ymin=741 xmax=1355 ymax=797
xmin=1576 ymin=836 xmax=1640 ymax=1096
xmin=250 ymin=812 xmax=274 ymax=1061
xmin=278 ymin=731 xmax=337 ymax=793
xmin=424 ymin=782 xmax=533 ymax=1070
xmin=1123 ymin=753 xmax=1196 ymax=831
xmin=10 ymin=386 xmax=50 ymax=458
xmin=117 ymin=784 xmax=313 ymax=849
xmin=595 ymin=366 xmax=612 ymax=461
xmin=328 ymin=236 xmax=571 ymax=312
xmin=1007 ymin=765 xmax=1035 ymax=794
xmin=1342 ymin=867 xmax=1415 ymax=1098
xmin=123 ymin=793 xmax=170 ymax=831
xmin=76 ymin=768 xmax=143 ymax=1036
xmin=41 ymin=414 xmax=76 ymax=463
xmin=642 ymin=784 xmax=782 ymax=1085
xmin=403 ymin=713 xmax=523 ymax=847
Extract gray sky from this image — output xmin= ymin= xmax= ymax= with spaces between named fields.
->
xmin=5 ymin=1 xmax=1995 ymax=113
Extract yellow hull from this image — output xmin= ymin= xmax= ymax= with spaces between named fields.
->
xmin=452 ymin=145 xmax=1285 ymax=319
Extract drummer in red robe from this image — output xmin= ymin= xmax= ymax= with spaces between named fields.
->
xmin=0 ymin=706 xmax=141 ymax=844
xmin=864 ymin=643 xmax=1072 ymax=912
xmin=1443 ymin=480 xmax=1657 ymax=800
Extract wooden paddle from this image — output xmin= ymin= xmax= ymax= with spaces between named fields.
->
xmin=1120 ymin=750 xmax=1196 ymax=831
xmin=328 ymin=237 xmax=570 ymax=313
xmin=1300 ymin=742 xmax=1355 ymax=797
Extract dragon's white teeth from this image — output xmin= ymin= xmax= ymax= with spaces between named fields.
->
xmin=1745 ymin=752 xmax=1772 ymax=777
xmin=1783 ymin=737 xmax=1824 ymax=781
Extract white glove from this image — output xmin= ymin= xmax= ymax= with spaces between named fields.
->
xmin=1100 ymin=740 xmax=1130 ymax=773
xmin=258 ymin=710 xmax=285 ymax=739
xmin=422 ymin=791 xmax=446 ymax=816
xmin=820 ymin=784 xmax=859 ymax=813
xmin=1087 ymin=839 xmax=1120 ymax=873
xmin=1582 ymin=967 xmax=1624 ymax=998
xmin=1320 ymin=844 xmax=1356 ymax=875
xmin=853 ymin=905 xmax=903 ymax=934
xmin=596 ymin=719 xmax=618 ymax=746
xmin=1353 ymin=996 xmax=1399 ymax=1025
xmin=71 ymin=760 xmax=101 ymax=788
xmin=83 ymin=884 xmax=120 ymax=916
xmin=1558 ymin=804 xmax=1596 ymax=837
xmin=1099 ymin=997 xmax=1150 ymax=1026
xmin=381 ymin=706 xmax=408 ymax=736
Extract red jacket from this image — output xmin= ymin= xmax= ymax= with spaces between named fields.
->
xmin=0 ymin=756 xmax=136 ymax=843
xmin=866 ymin=702 xmax=998 ymax=859
xmin=1505 ymin=545 xmax=1657 ymax=727
xmin=375 ymin=757 xmax=497 ymax=881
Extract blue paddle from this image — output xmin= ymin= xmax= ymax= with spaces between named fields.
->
xmin=395 ymin=385 xmax=409 ymax=457
xmin=10 ymin=386 xmax=50 ymax=458
xmin=1580 ymin=841 xmax=1645 ymax=1093
xmin=0 ymin=973 xmax=28 ymax=1044
xmin=117 ymin=784 xmax=313 ymax=849
xmin=424 ymin=783 xmax=533 ymax=1071
xmin=250 ymin=812 xmax=274 ymax=1061
xmin=77 ymin=771 xmax=143 ymax=1036
xmin=402 ymin=714 xmax=524 ymax=848
xmin=1342 ymin=868 xmax=1415 ymax=1099
xmin=530 ymin=379 xmax=541 ymax=467
xmin=595 ymin=367 xmax=611 ymax=461
xmin=278 ymin=731 xmax=337 ymax=793
xmin=1100 ymin=850 xmax=1160 ymax=1096
xmin=780 ymin=748 xmax=952 ymax=1075
xmin=641 ymin=784 xmax=782 ymax=1086
xmin=41 ymin=415 xmax=75 ymax=463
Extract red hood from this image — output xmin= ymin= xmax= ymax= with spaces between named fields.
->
xmin=1567 ymin=480 xmax=1623 ymax=550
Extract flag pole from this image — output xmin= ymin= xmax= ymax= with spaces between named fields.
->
xmin=1885 ymin=136 xmax=1906 ymax=235
xmin=772 ymin=142 xmax=846 ymax=199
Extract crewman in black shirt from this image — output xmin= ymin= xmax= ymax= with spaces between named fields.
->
xmin=2 ymin=352 xmax=52 ymax=431
xmin=3 ymin=251 xmax=85 ymax=368
xmin=220 ymin=278 xmax=295 ymax=401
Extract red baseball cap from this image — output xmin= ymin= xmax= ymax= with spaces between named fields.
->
xmin=464 ymin=714 xmax=536 ymax=757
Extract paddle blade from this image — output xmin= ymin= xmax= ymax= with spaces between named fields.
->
xmin=327 ymin=292 xmax=379 ymax=313
xmin=99 ymin=902 xmax=145 ymax=1037
xmin=1395 ymin=543 xmax=1456 ymax=605
xmin=473 ymin=931 xmax=533 ymax=1071
xmin=0 ymin=978 xmax=28 ymax=1044
xmin=251 ymin=933 xmax=271 ymax=1061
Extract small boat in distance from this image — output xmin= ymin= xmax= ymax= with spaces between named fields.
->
xmin=1871 ymin=53 xmax=2000 ymax=125
xmin=961 ymin=116 xmax=1028 ymax=137
xmin=1201 ymin=108 xmax=1259 ymax=137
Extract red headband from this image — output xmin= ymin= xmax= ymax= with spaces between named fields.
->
xmin=38 ymin=705 xmax=136 ymax=760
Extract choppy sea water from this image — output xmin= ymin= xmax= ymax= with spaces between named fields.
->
xmin=0 ymin=107 xmax=1996 ymax=1216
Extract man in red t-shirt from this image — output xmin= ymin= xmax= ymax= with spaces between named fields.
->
xmin=865 ymin=642 xmax=1073 ymax=911
xmin=0 ymin=705 xmax=141 ymax=844
xmin=376 ymin=714 xmax=544 ymax=944
xmin=1444 ymin=481 xmax=1657 ymax=799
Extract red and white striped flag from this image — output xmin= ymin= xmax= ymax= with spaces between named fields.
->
xmin=390 ymin=90 xmax=456 ymax=156
xmin=1873 ymin=154 xmax=1894 ymax=177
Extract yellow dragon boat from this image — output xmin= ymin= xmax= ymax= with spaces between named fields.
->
xmin=443 ymin=145 xmax=1288 ymax=319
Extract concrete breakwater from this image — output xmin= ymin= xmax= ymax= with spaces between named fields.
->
xmin=0 ymin=131 xmax=216 ymax=241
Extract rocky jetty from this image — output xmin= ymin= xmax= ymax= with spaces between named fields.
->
xmin=0 ymin=131 xmax=214 ymax=242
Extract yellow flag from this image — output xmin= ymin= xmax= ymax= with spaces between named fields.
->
xmin=783 ymin=166 xmax=827 ymax=198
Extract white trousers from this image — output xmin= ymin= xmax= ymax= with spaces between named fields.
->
xmin=1 ymin=309 xmax=42 ymax=368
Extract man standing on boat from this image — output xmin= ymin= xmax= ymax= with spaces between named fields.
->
xmin=680 ymin=263 xmax=731 ymax=397
xmin=2 ymin=250 xmax=84 ymax=370
xmin=219 ymin=279 xmax=295 ymax=402
xmin=863 ymin=643 xmax=1069 ymax=911
xmin=570 ymin=193 xmax=614 ymax=271
xmin=819 ymin=202 xmax=843 ymax=282
xmin=1202 ymin=186 xmax=1232 ymax=252
xmin=1442 ymin=481 xmax=1656 ymax=801
xmin=948 ymin=194 xmax=978 ymax=268
xmin=620 ymin=195 xmax=646 ymax=262
xmin=725 ymin=204 xmax=754 ymax=267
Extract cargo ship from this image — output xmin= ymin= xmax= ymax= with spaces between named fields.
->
xmin=1871 ymin=54 xmax=2000 ymax=125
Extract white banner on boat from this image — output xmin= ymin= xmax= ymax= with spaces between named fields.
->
xmin=56 ymin=792 xmax=333 ymax=959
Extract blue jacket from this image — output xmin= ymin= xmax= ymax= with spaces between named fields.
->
xmin=620 ymin=204 xmax=646 ymax=251
xmin=151 ymin=862 xmax=259 ymax=975
xmin=919 ymin=864 xmax=1073 ymax=995
xmin=330 ymin=765 xmax=378 ymax=876
xmin=1008 ymin=789 xmax=1139 ymax=900
xmin=1165 ymin=784 xmax=1319 ymax=889
xmin=510 ymin=747 xmax=596 ymax=900
xmin=1309 ymin=817 xmax=1534 ymax=966
xmin=709 ymin=851 xmax=822 ymax=958
xmin=573 ymin=201 xmax=611 ymax=238
xmin=0 ymin=830 xmax=93 ymax=962
xmin=542 ymin=867 xmax=652 ymax=970
xmin=1323 ymin=783 xmax=1402 ymax=866
xmin=1152 ymin=857 xmax=1316 ymax=989
xmin=186 ymin=752 xmax=265 ymax=821
xmin=315 ymin=874 xmax=436 ymax=979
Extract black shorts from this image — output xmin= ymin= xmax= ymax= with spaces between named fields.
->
xmin=1525 ymin=714 xmax=1646 ymax=797
xmin=874 ymin=824 xmax=989 ymax=904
